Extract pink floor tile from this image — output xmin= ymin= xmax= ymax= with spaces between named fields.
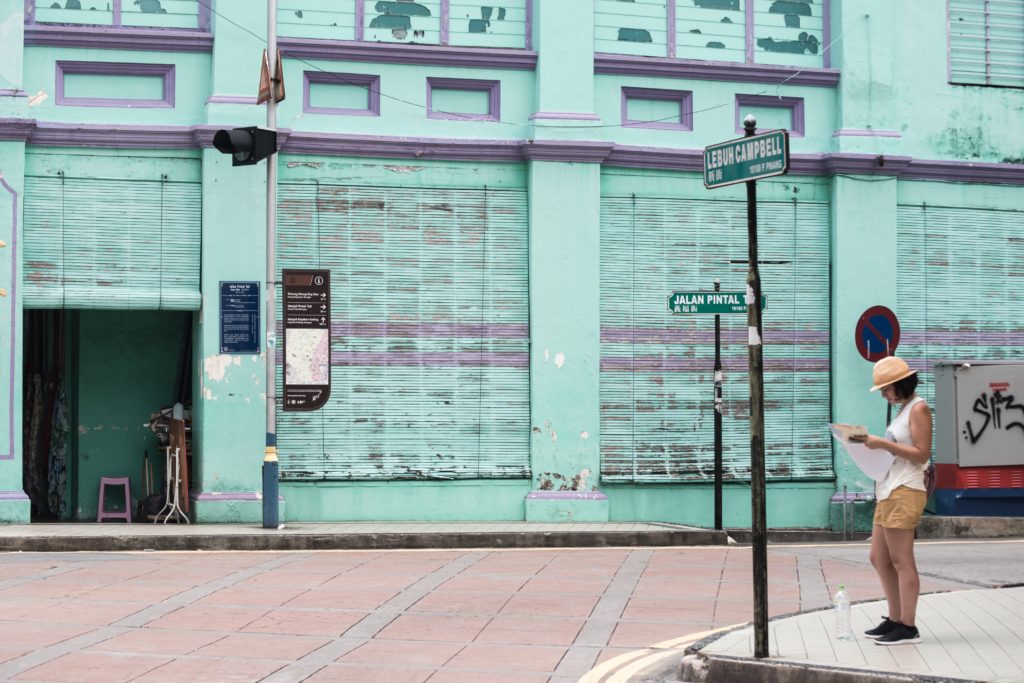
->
xmin=305 ymin=663 xmax=433 ymax=682
xmin=134 ymin=656 xmax=286 ymax=682
xmin=143 ymin=605 xmax=269 ymax=632
xmin=27 ymin=600 xmax=149 ymax=626
xmin=375 ymin=614 xmax=491 ymax=642
xmin=622 ymin=597 xmax=717 ymax=622
xmin=439 ymin=575 xmax=532 ymax=592
xmin=196 ymin=586 xmax=308 ymax=607
xmin=427 ymin=669 xmax=551 ymax=683
xmin=82 ymin=582 xmax=187 ymax=603
xmin=88 ymin=629 xmax=225 ymax=656
xmin=520 ymin=576 xmax=610 ymax=594
xmin=499 ymin=592 xmax=599 ymax=618
xmin=0 ymin=647 xmax=31 ymax=665
xmin=340 ymin=639 xmax=463 ymax=667
xmin=13 ymin=651 xmax=170 ymax=683
xmin=0 ymin=622 xmax=93 ymax=649
xmin=410 ymin=590 xmax=514 ymax=614
xmin=446 ymin=643 xmax=566 ymax=672
xmin=476 ymin=616 xmax=584 ymax=646
xmin=608 ymin=621 xmax=696 ymax=648
xmin=192 ymin=632 xmax=330 ymax=659
xmin=285 ymin=588 xmax=397 ymax=610
xmin=242 ymin=608 xmax=366 ymax=637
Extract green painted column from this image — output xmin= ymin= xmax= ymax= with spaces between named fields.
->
xmin=830 ymin=176 xmax=898 ymax=500
xmin=526 ymin=161 xmax=605 ymax=521
xmin=192 ymin=0 xmax=276 ymax=522
xmin=0 ymin=141 xmax=28 ymax=522
xmin=530 ymin=0 xmax=598 ymax=133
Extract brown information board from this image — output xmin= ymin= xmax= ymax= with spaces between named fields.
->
xmin=282 ymin=269 xmax=331 ymax=412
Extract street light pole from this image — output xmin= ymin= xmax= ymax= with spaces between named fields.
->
xmin=262 ymin=0 xmax=280 ymax=529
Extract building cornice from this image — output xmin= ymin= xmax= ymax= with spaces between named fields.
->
xmin=595 ymin=53 xmax=840 ymax=87
xmin=24 ymin=25 xmax=213 ymax=52
xmin=279 ymin=38 xmax=538 ymax=71
xmin=3 ymin=120 xmax=1023 ymax=184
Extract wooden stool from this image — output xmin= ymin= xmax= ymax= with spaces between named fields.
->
xmin=97 ymin=476 xmax=132 ymax=523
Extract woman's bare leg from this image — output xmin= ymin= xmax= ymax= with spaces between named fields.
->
xmin=881 ymin=527 xmax=920 ymax=626
xmin=869 ymin=524 xmax=902 ymax=622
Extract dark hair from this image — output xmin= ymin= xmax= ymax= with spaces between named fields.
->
xmin=891 ymin=373 xmax=919 ymax=400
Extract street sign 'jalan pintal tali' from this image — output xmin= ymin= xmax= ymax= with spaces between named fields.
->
xmin=703 ymin=129 xmax=790 ymax=189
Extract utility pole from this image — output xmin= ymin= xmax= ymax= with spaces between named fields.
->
xmin=262 ymin=0 xmax=280 ymax=529
xmin=744 ymin=114 xmax=768 ymax=658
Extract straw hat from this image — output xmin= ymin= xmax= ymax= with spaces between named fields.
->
xmin=870 ymin=356 xmax=917 ymax=392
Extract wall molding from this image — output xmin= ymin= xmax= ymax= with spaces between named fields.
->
xmin=280 ymin=38 xmax=538 ymax=71
xmin=3 ymin=120 xmax=1022 ymax=184
xmin=735 ymin=93 xmax=804 ymax=137
xmin=0 ymin=176 xmax=18 ymax=461
xmin=56 ymin=61 xmax=175 ymax=108
xmin=622 ymin=87 xmax=693 ymax=131
xmin=304 ymin=72 xmax=381 ymax=117
xmin=25 ymin=25 xmax=213 ymax=52
xmin=595 ymin=53 xmax=840 ymax=87
xmin=426 ymin=77 xmax=500 ymax=122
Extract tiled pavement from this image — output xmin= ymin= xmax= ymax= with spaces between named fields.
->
xmin=0 ymin=537 xmax=984 ymax=683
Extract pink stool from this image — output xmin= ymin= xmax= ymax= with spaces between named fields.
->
xmin=97 ymin=477 xmax=132 ymax=523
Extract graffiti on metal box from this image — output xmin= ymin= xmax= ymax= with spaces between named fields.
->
xmin=962 ymin=384 xmax=1024 ymax=445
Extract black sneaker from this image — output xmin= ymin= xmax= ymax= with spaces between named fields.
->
xmin=864 ymin=616 xmax=899 ymax=639
xmin=874 ymin=623 xmax=921 ymax=645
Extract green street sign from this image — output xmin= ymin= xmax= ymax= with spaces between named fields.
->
xmin=668 ymin=291 xmax=767 ymax=314
xmin=703 ymin=129 xmax=790 ymax=189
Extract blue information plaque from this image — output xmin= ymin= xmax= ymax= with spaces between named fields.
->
xmin=220 ymin=281 xmax=260 ymax=354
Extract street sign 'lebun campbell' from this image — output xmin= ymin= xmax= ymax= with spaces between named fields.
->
xmin=703 ymin=129 xmax=790 ymax=189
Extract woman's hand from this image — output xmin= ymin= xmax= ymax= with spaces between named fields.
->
xmin=849 ymin=434 xmax=887 ymax=450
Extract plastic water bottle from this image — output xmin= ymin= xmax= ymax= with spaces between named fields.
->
xmin=834 ymin=584 xmax=854 ymax=641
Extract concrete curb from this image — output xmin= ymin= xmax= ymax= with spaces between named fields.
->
xmin=0 ymin=528 xmax=728 ymax=552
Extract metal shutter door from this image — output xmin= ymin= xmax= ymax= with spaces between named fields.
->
xmin=600 ymin=195 xmax=832 ymax=482
xmin=276 ymin=183 xmax=530 ymax=481
xmin=897 ymin=204 xmax=1024 ymax=404
xmin=22 ymin=176 xmax=201 ymax=310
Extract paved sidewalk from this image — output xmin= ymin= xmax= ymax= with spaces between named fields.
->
xmin=681 ymin=586 xmax=1024 ymax=683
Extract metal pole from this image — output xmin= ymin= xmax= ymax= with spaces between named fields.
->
xmin=744 ymin=114 xmax=769 ymax=659
xmin=262 ymin=0 xmax=280 ymax=529
xmin=714 ymin=279 xmax=723 ymax=531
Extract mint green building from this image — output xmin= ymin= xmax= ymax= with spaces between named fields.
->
xmin=1 ymin=0 xmax=1021 ymax=526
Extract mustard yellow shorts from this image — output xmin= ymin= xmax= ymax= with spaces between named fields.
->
xmin=874 ymin=486 xmax=927 ymax=530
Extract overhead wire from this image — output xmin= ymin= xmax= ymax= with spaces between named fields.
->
xmin=195 ymin=1 xmax=864 ymax=130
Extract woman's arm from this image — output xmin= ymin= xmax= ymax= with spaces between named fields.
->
xmin=852 ymin=402 xmax=932 ymax=464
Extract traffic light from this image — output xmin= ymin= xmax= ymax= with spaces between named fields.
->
xmin=212 ymin=127 xmax=277 ymax=166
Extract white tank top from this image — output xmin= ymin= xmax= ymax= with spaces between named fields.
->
xmin=875 ymin=396 xmax=929 ymax=501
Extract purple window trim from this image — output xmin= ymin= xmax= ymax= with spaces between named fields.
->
xmin=832 ymin=129 xmax=901 ymax=138
xmin=525 ymin=0 xmax=533 ymax=50
xmin=734 ymin=93 xmax=804 ymax=136
xmin=280 ymin=38 xmax=537 ymax=71
xmin=440 ymin=0 xmax=450 ymax=45
xmin=621 ymin=86 xmax=693 ymax=131
xmin=0 ymin=491 xmax=30 ymax=500
xmin=528 ymin=111 xmax=601 ymax=121
xmin=56 ymin=61 xmax=175 ymax=108
xmin=667 ymin=0 xmax=676 ymax=58
xmin=207 ymin=95 xmax=260 ymax=105
xmin=25 ymin=25 xmax=214 ymax=52
xmin=594 ymin=54 xmax=838 ymax=87
xmin=304 ymin=71 xmax=381 ymax=116
xmin=0 ymin=90 xmax=27 ymax=97
xmin=26 ymin=0 xmax=207 ymax=30
xmin=745 ymin=0 xmax=755 ymax=63
xmin=0 ymin=176 xmax=17 ymax=461
xmin=822 ymin=0 xmax=832 ymax=68
xmin=191 ymin=491 xmax=268 ymax=502
xmin=426 ymin=77 xmax=500 ymax=121
xmin=355 ymin=0 xmax=365 ymax=41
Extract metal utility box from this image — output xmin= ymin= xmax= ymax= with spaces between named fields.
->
xmin=933 ymin=361 xmax=1024 ymax=516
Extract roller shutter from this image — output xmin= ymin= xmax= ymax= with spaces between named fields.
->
xmin=897 ymin=204 xmax=1024 ymax=404
xmin=600 ymin=195 xmax=832 ymax=482
xmin=276 ymin=182 xmax=530 ymax=481
xmin=22 ymin=176 xmax=201 ymax=310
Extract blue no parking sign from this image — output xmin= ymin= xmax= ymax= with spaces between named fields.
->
xmin=855 ymin=306 xmax=900 ymax=362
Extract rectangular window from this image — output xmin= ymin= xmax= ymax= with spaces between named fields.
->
xmin=426 ymin=77 xmax=500 ymax=121
xmin=622 ymin=87 xmax=693 ymax=130
xmin=949 ymin=0 xmax=1024 ymax=88
xmin=735 ymin=94 xmax=804 ymax=136
xmin=29 ymin=0 xmax=207 ymax=30
xmin=57 ymin=62 xmax=175 ymax=108
xmin=600 ymin=0 xmax=830 ymax=69
xmin=304 ymin=72 xmax=380 ymax=116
